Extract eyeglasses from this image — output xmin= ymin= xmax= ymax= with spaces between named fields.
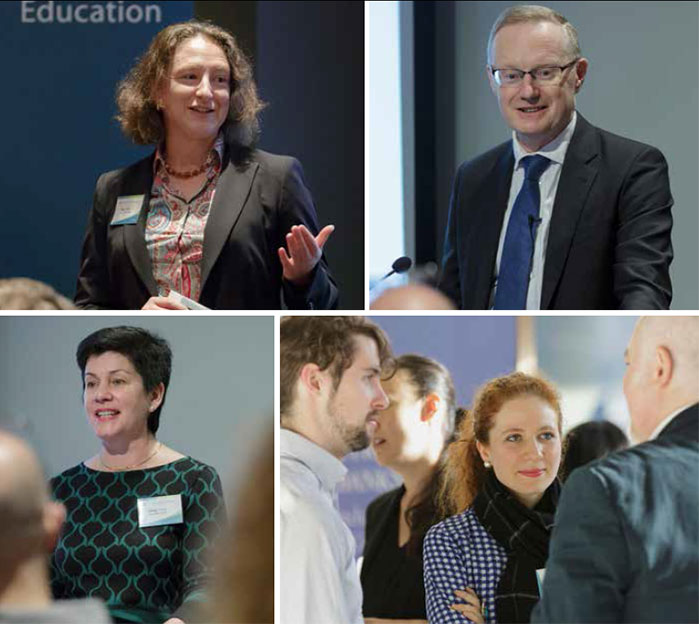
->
xmin=490 ymin=59 xmax=579 ymax=87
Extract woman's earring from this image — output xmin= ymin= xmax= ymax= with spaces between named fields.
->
xmin=483 ymin=460 xmax=491 ymax=469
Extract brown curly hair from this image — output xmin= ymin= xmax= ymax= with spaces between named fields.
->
xmin=438 ymin=372 xmax=562 ymax=516
xmin=280 ymin=317 xmax=394 ymax=422
xmin=115 ymin=20 xmax=265 ymax=146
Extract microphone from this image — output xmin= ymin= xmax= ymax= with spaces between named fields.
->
xmin=380 ymin=256 xmax=413 ymax=281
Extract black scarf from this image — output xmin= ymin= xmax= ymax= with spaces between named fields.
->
xmin=472 ymin=469 xmax=560 ymax=624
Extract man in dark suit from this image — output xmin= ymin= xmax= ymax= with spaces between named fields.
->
xmin=532 ymin=317 xmax=699 ymax=623
xmin=439 ymin=6 xmax=673 ymax=310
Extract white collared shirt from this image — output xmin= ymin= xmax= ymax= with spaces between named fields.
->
xmin=491 ymin=111 xmax=578 ymax=309
xmin=280 ymin=429 xmax=363 ymax=624
xmin=647 ymin=403 xmax=695 ymax=441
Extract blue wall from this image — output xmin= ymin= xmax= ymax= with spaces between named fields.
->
xmin=1 ymin=1 xmax=193 ymax=297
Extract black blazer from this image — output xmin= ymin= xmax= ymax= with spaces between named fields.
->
xmin=75 ymin=147 xmax=338 ymax=310
xmin=361 ymin=486 xmax=427 ymax=619
xmin=439 ymin=114 xmax=673 ymax=310
xmin=532 ymin=404 xmax=699 ymax=624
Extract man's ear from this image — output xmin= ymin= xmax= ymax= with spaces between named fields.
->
xmin=421 ymin=393 xmax=441 ymax=423
xmin=574 ymin=57 xmax=588 ymax=93
xmin=299 ymin=363 xmax=325 ymax=395
xmin=655 ymin=345 xmax=674 ymax=388
xmin=486 ymin=64 xmax=498 ymax=95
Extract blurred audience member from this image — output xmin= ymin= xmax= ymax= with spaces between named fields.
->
xmin=0 ymin=430 xmax=110 ymax=623
xmin=532 ymin=316 xmax=699 ymax=623
xmin=214 ymin=433 xmax=273 ymax=624
xmin=561 ymin=420 xmax=629 ymax=480
xmin=362 ymin=355 xmax=462 ymax=623
xmin=0 ymin=279 xmax=75 ymax=310
xmin=371 ymin=284 xmax=455 ymax=310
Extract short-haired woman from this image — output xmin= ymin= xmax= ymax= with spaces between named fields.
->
xmin=50 ymin=326 xmax=225 ymax=624
xmin=76 ymin=21 xmax=338 ymax=310
xmin=424 ymin=373 xmax=563 ymax=623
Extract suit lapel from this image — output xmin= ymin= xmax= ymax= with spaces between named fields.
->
xmin=540 ymin=114 xmax=600 ymax=309
xmin=465 ymin=145 xmax=513 ymax=308
xmin=200 ymin=154 xmax=259 ymax=289
xmin=122 ymin=155 xmax=159 ymax=296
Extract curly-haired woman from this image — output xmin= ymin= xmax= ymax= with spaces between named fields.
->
xmin=75 ymin=21 xmax=338 ymax=310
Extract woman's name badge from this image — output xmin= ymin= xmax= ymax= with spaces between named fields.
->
xmin=137 ymin=494 xmax=183 ymax=527
xmin=111 ymin=195 xmax=144 ymax=226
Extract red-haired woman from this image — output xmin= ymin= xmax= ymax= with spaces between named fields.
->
xmin=423 ymin=372 xmax=563 ymax=624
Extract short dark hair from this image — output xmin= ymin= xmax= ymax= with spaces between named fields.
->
xmin=116 ymin=20 xmax=265 ymax=147
xmin=280 ymin=317 xmax=393 ymax=421
xmin=76 ymin=327 xmax=172 ymax=434
xmin=561 ymin=420 xmax=629 ymax=480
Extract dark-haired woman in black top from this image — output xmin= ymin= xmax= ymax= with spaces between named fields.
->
xmin=50 ymin=327 xmax=224 ymax=624
xmin=362 ymin=354 xmax=460 ymax=623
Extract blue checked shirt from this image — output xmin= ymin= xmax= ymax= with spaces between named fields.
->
xmin=423 ymin=508 xmax=508 ymax=623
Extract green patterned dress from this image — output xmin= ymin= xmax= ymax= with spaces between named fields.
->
xmin=50 ymin=457 xmax=225 ymax=624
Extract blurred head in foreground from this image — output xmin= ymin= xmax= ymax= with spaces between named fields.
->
xmin=371 ymin=284 xmax=455 ymax=310
xmin=0 ymin=278 xmax=75 ymax=310
xmin=0 ymin=430 xmax=65 ymax=607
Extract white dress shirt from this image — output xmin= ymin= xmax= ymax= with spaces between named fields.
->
xmin=280 ymin=429 xmax=363 ymax=624
xmin=491 ymin=111 xmax=578 ymax=309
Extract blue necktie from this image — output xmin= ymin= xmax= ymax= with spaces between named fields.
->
xmin=494 ymin=155 xmax=551 ymax=310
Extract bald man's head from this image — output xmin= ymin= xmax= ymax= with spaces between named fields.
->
xmin=623 ymin=317 xmax=699 ymax=441
xmin=371 ymin=284 xmax=456 ymax=310
xmin=0 ymin=432 xmax=64 ymax=566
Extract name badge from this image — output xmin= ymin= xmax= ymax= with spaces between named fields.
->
xmin=111 ymin=195 xmax=144 ymax=226
xmin=137 ymin=494 xmax=183 ymax=527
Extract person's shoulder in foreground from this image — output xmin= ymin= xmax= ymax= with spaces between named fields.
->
xmin=532 ymin=405 xmax=699 ymax=624
xmin=0 ymin=598 xmax=111 ymax=624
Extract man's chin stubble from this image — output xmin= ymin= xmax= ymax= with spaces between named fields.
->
xmin=346 ymin=430 xmax=369 ymax=453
